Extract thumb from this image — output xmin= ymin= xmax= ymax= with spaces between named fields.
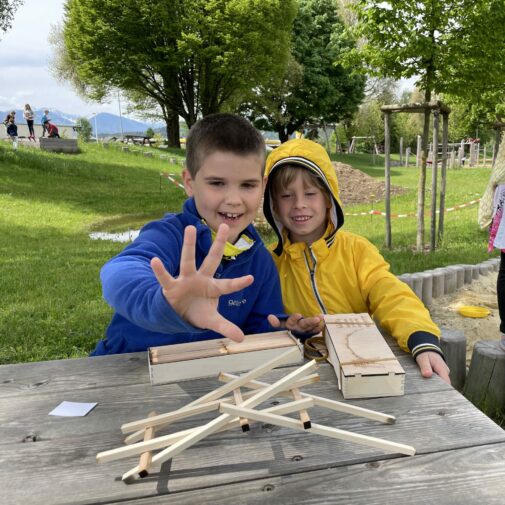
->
xmin=207 ymin=314 xmax=245 ymax=343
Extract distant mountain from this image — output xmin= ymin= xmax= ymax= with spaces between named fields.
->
xmin=89 ymin=112 xmax=163 ymax=136
xmin=1 ymin=108 xmax=161 ymax=136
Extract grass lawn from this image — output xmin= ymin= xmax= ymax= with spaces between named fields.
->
xmin=0 ymin=142 xmax=496 ymax=364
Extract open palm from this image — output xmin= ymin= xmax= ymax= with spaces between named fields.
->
xmin=151 ymin=224 xmax=254 ymax=342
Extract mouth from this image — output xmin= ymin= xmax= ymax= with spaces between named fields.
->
xmin=290 ymin=215 xmax=312 ymax=223
xmin=219 ymin=211 xmax=244 ymax=222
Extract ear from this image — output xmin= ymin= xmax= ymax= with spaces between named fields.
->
xmin=182 ymin=168 xmax=194 ymax=197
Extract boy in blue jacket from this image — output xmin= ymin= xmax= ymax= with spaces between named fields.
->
xmin=92 ymin=114 xmax=320 ymax=355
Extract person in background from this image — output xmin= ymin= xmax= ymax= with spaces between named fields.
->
xmin=41 ymin=109 xmax=50 ymax=137
xmin=478 ymin=134 xmax=505 ymax=351
xmin=45 ymin=120 xmax=60 ymax=138
xmin=23 ymin=104 xmax=35 ymax=141
xmin=3 ymin=110 xmax=15 ymax=126
xmin=6 ymin=117 xmax=18 ymax=150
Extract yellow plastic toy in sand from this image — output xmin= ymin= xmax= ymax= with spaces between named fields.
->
xmin=457 ymin=306 xmax=491 ymax=318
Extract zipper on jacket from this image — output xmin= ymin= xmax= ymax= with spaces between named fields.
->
xmin=303 ymin=249 xmax=327 ymax=314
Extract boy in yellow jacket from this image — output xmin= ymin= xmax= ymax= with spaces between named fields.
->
xmin=264 ymin=139 xmax=450 ymax=384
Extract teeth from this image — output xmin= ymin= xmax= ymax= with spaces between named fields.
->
xmin=292 ymin=216 xmax=310 ymax=222
xmin=221 ymin=212 xmax=240 ymax=218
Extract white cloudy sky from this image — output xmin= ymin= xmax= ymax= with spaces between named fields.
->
xmin=0 ymin=0 xmax=119 ymax=115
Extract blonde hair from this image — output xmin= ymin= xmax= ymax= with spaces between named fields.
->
xmin=270 ymin=164 xmax=331 ymax=205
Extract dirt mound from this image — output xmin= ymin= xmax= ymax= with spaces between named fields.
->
xmin=333 ymin=162 xmax=408 ymax=206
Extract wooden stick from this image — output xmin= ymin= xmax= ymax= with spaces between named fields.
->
xmin=124 ymin=346 xmax=302 ymax=442
xmin=233 ymin=388 xmax=249 ymax=432
xmin=291 ymin=388 xmax=311 ymax=429
xmin=123 ymin=372 xmax=318 ymax=445
xmin=219 ymin=372 xmax=395 ymax=425
xmin=220 ymin=404 xmax=415 ymax=456
xmin=97 ymin=399 xmax=313 ymax=465
xmin=124 ymin=375 xmax=318 ymax=445
xmin=138 ymin=411 xmax=156 ymax=478
xmin=121 ymin=360 xmax=317 ymax=480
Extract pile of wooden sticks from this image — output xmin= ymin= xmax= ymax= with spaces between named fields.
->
xmin=96 ymin=347 xmax=415 ymax=482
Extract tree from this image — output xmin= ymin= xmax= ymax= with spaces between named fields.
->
xmin=145 ymin=127 xmax=155 ymax=138
xmin=75 ymin=117 xmax=93 ymax=142
xmin=349 ymin=0 xmax=505 ymax=251
xmin=58 ymin=0 xmax=296 ymax=147
xmin=242 ymin=0 xmax=365 ymax=142
xmin=0 ymin=0 xmax=22 ymax=38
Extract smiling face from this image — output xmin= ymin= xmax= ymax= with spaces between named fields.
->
xmin=273 ymin=170 xmax=330 ymax=246
xmin=182 ymin=150 xmax=265 ymax=244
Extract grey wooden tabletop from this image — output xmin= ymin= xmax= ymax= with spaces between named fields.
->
xmin=1 ymin=343 xmax=504 ymax=505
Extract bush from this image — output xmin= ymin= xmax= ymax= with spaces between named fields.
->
xmin=75 ymin=117 xmax=93 ymax=142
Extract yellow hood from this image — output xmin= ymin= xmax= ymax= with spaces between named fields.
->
xmin=263 ymin=139 xmax=344 ymax=255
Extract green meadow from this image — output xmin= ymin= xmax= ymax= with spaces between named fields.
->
xmin=0 ymin=142 xmax=495 ymax=364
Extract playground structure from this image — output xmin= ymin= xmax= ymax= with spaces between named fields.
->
xmin=381 ymin=101 xmax=450 ymax=252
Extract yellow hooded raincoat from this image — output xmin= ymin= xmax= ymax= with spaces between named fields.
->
xmin=263 ymin=139 xmax=442 ymax=359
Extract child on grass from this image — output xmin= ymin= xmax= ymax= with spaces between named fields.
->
xmin=263 ymin=138 xmax=450 ymax=383
xmin=6 ymin=117 xmax=18 ymax=150
xmin=91 ymin=114 xmax=319 ymax=355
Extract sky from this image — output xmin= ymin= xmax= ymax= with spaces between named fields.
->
xmin=0 ymin=1 xmax=415 ymax=118
xmin=0 ymin=0 xmax=120 ymax=116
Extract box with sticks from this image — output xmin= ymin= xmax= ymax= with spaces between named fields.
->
xmin=148 ymin=331 xmax=303 ymax=385
xmin=323 ymin=313 xmax=405 ymax=399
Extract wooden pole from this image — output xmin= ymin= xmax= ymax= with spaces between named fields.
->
xmin=430 ymin=111 xmax=439 ymax=251
xmin=399 ymin=136 xmax=403 ymax=165
xmin=416 ymin=135 xmax=422 ymax=168
xmin=438 ymin=112 xmax=449 ymax=245
xmin=384 ymin=112 xmax=392 ymax=249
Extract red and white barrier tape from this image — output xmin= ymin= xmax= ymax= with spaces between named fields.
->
xmin=345 ymin=198 xmax=481 ymax=218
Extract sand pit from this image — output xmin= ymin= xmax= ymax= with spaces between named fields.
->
xmin=429 ymin=270 xmax=501 ymax=364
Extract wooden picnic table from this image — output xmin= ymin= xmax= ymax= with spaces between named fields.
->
xmin=1 ymin=340 xmax=504 ymax=504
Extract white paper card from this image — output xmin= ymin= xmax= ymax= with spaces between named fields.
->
xmin=49 ymin=401 xmax=97 ymax=417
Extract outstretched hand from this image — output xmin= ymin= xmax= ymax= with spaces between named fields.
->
xmin=268 ymin=313 xmax=324 ymax=335
xmin=151 ymin=224 xmax=254 ymax=342
xmin=415 ymin=351 xmax=451 ymax=385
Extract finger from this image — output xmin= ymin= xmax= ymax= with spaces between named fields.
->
xmin=179 ymin=226 xmax=197 ymax=277
xmin=416 ymin=353 xmax=433 ymax=379
xmin=199 ymin=224 xmax=229 ymax=277
xmin=208 ymin=275 xmax=254 ymax=297
xmin=267 ymin=314 xmax=283 ymax=328
xmin=151 ymin=257 xmax=175 ymax=290
xmin=433 ymin=361 xmax=451 ymax=385
xmin=207 ymin=313 xmax=245 ymax=342
xmin=284 ymin=313 xmax=303 ymax=331
xmin=298 ymin=316 xmax=324 ymax=332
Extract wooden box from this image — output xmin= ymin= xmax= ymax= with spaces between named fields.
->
xmin=148 ymin=331 xmax=303 ymax=385
xmin=323 ymin=314 xmax=405 ymax=399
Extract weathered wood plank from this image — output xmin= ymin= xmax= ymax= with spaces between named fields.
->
xmin=0 ymin=385 xmax=503 ymax=505
xmin=116 ymin=443 xmax=505 ymax=505
xmin=0 ymin=343 xmax=452 ymax=399
xmin=0 ymin=352 xmax=149 ymax=397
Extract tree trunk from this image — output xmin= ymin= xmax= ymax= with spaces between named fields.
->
xmin=165 ymin=112 xmax=180 ymax=148
xmin=430 ymin=110 xmax=439 ymax=251
xmin=384 ymin=112 xmax=392 ymax=249
xmin=278 ymin=128 xmax=290 ymax=143
xmin=417 ymin=91 xmax=432 ymax=252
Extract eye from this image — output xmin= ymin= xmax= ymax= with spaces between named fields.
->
xmin=280 ymin=193 xmax=293 ymax=199
xmin=208 ymin=180 xmax=224 ymax=186
xmin=242 ymin=182 xmax=258 ymax=189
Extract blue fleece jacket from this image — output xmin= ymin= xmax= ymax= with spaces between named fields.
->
xmin=91 ymin=198 xmax=284 ymax=355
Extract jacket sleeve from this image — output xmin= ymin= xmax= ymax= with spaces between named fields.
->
xmin=240 ymin=249 xmax=285 ymax=335
xmin=353 ymin=236 xmax=441 ymax=355
xmin=100 ymin=220 xmax=202 ymax=335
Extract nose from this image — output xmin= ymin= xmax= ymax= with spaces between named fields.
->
xmin=293 ymin=194 xmax=307 ymax=209
xmin=224 ymin=187 xmax=242 ymax=206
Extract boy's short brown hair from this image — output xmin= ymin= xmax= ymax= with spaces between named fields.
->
xmin=185 ymin=113 xmax=265 ymax=177
xmin=270 ymin=164 xmax=331 ymax=208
